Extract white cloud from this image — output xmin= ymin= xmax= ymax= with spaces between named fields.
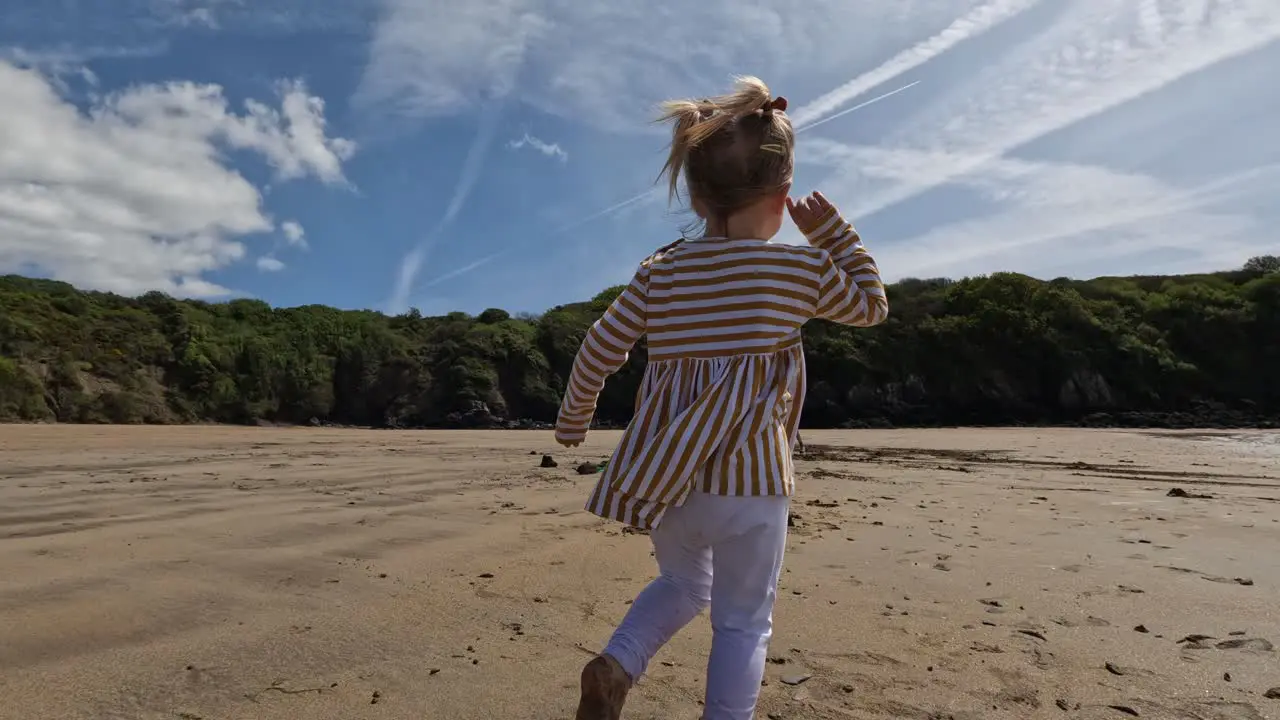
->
xmin=281 ymin=220 xmax=307 ymax=247
xmin=836 ymin=0 xmax=1280 ymax=220
xmin=0 ymin=44 xmax=169 ymax=93
xmin=161 ymin=3 xmax=220 ymax=28
xmin=782 ymin=0 xmax=1280 ymax=281
xmin=507 ymin=132 xmax=567 ymax=162
xmin=790 ymin=0 xmax=1043 ymax=128
xmin=0 ymin=43 xmax=168 ymax=69
xmin=362 ymin=0 xmax=1278 ymax=304
xmin=256 ymin=256 xmax=286 ymax=272
xmin=354 ymin=0 xmax=978 ymax=128
xmin=355 ymin=0 xmax=547 ymax=119
xmin=0 ymin=60 xmax=354 ymax=297
xmin=801 ymin=141 xmax=1276 ymax=280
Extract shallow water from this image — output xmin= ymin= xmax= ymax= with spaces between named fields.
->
xmin=1201 ymin=431 xmax=1280 ymax=459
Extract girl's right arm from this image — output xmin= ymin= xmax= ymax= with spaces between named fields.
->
xmin=553 ymin=263 xmax=649 ymax=447
xmin=790 ymin=193 xmax=888 ymax=328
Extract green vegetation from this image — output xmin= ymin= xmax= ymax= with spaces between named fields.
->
xmin=2 ymin=256 xmax=1277 ymax=428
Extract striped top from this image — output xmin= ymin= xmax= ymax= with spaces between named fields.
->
xmin=555 ymin=206 xmax=887 ymax=529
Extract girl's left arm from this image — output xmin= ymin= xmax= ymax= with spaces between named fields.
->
xmin=554 ymin=263 xmax=649 ymax=447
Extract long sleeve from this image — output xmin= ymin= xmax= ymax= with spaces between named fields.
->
xmin=798 ymin=206 xmax=889 ymax=327
xmin=554 ymin=264 xmax=649 ymax=446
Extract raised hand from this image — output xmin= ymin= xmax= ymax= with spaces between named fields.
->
xmin=786 ymin=191 xmax=835 ymax=232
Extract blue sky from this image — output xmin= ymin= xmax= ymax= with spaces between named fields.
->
xmin=1 ymin=0 xmax=1277 ymax=316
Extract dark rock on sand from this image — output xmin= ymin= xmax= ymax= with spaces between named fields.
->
xmin=1216 ymin=638 xmax=1274 ymax=652
xmin=1179 ymin=634 xmax=1216 ymax=644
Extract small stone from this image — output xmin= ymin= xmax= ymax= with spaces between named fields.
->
xmin=1134 ymin=625 xmax=1149 ymax=633
xmin=1264 ymin=687 xmax=1280 ymax=699
xmin=780 ymin=673 xmax=812 ymax=686
xmin=540 ymin=455 xmax=557 ymax=468
xmin=1105 ymin=662 xmax=1125 ymax=676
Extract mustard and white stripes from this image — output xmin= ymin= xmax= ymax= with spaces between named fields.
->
xmin=556 ymin=208 xmax=887 ymax=529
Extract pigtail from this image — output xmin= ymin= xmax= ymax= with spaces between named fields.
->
xmin=656 ymin=100 xmax=706 ymax=203
xmin=657 ymin=76 xmax=774 ymax=203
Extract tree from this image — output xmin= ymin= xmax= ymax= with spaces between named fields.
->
xmin=1243 ymin=255 xmax=1280 ymax=274
xmin=1 ymin=265 xmax=1276 ymax=429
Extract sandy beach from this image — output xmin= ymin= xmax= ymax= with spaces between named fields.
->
xmin=1 ymin=426 xmax=1278 ymax=720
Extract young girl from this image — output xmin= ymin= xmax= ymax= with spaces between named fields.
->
xmin=555 ymin=76 xmax=888 ymax=720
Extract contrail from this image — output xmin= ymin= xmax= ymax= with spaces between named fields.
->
xmin=385 ymin=100 xmax=502 ymax=313
xmin=553 ymin=189 xmax=660 ymax=234
xmin=788 ymin=0 xmax=1042 ymax=128
xmin=420 ymin=251 xmax=505 ymax=289
xmin=420 ymin=78 xmax=922 ymax=290
xmin=796 ymin=81 xmax=920 ymax=134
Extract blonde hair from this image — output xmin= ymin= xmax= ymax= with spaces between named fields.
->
xmin=657 ymin=76 xmax=795 ymax=227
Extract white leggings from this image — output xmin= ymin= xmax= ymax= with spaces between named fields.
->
xmin=603 ymin=491 xmax=790 ymax=720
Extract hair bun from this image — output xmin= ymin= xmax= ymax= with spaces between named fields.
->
xmin=768 ymin=97 xmax=788 ymax=112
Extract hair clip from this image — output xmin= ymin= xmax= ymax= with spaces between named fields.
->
xmin=768 ymin=96 xmax=788 ymax=112
xmin=759 ymin=143 xmax=787 ymax=154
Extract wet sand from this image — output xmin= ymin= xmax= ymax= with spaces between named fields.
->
xmin=1 ymin=425 xmax=1278 ymax=719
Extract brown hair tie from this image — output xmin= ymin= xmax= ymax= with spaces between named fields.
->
xmin=768 ymin=96 xmax=787 ymax=112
